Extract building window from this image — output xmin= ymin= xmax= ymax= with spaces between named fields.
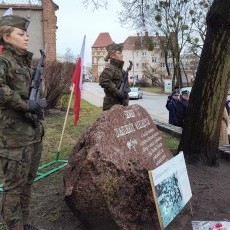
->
xmin=142 ymin=51 xmax=146 ymax=56
xmin=160 ymin=63 xmax=166 ymax=68
xmin=152 ymin=57 xmax=157 ymax=63
xmin=136 ymin=63 xmax=139 ymax=68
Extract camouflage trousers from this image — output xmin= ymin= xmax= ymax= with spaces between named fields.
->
xmin=0 ymin=142 xmax=42 ymax=230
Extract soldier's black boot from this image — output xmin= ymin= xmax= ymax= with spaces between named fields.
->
xmin=24 ymin=224 xmax=43 ymax=230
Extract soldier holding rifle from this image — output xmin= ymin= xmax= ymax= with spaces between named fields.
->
xmin=99 ymin=42 xmax=131 ymax=111
xmin=0 ymin=15 xmax=46 ymax=230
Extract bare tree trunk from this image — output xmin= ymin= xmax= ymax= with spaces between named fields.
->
xmin=172 ymin=53 xmax=177 ymax=88
xmin=175 ymin=61 xmax=182 ymax=88
xmin=179 ymin=0 xmax=230 ymax=166
xmin=164 ymin=50 xmax=171 ymax=77
xmin=174 ymin=44 xmax=183 ymax=88
xmin=180 ymin=60 xmax=189 ymax=86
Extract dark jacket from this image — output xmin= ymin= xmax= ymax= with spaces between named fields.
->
xmin=99 ymin=58 xmax=129 ymax=111
xmin=0 ymin=44 xmax=44 ymax=149
xmin=167 ymin=98 xmax=179 ymax=126
xmin=176 ymin=98 xmax=189 ymax=128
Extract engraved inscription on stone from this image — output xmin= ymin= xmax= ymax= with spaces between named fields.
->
xmin=112 ymin=106 xmax=172 ymax=169
xmin=63 ymin=104 xmax=167 ymax=229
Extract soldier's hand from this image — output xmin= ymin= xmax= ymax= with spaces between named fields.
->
xmin=124 ymin=87 xmax=131 ymax=93
xmin=117 ymin=92 xmax=125 ymax=100
xmin=27 ymin=98 xmax=47 ymax=114
xmin=37 ymin=98 xmax=47 ymax=108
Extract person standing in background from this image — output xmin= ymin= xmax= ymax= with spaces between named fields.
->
xmin=225 ymin=99 xmax=230 ymax=116
xmin=220 ymin=107 xmax=229 ymax=145
xmin=176 ymin=90 xmax=190 ymax=128
xmin=0 ymin=15 xmax=46 ymax=230
xmin=99 ymin=42 xmax=130 ymax=111
xmin=167 ymin=90 xmax=180 ymax=126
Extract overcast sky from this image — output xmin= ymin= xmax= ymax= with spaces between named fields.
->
xmin=54 ymin=0 xmax=135 ymax=65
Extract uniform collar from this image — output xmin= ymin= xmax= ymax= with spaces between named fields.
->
xmin=110 ymin=58 xmax=124 ymax=69
xmin=2 ymin=43 xmax=33 ymax=65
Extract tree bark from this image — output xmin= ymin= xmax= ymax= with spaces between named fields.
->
xmin=178 ymin=0 xmax=230 ymax=166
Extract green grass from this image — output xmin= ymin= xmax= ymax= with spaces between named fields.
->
xmin=161 ymin=132 xmax=179 ymax=154
xmin=42 ymin=99 xmax=179 ymax=164
xmin=141 ymin=86 xmax=164 ymax=94
xmin=42 ymin=99 xmax=102 ymax=163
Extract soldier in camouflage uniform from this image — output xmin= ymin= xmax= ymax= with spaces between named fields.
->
xmin=0 ymin=15 xmax=46 ymax=230
xmin=99 ymin=43 xmax=130 ymax=111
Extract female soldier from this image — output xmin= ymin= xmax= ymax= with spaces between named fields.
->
xmin=99 ymin=42 xmax=130 ymax=111
xmin=0 ymin=15 xmax=46 ymax=230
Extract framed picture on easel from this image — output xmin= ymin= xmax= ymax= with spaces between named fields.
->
xmin=148 ymin=152 xmax=192 ymax=229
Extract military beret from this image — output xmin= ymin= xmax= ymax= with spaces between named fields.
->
xmin=106 ymin=43 xmax=123 ymax=52
xmin=0 ymin=15 xmax=30 ymax=31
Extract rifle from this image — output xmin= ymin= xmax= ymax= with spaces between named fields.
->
xmin=119 ymin=60 xmax=133 ymax=95
xmin=25 ymin=49 xmax=46 ymax=127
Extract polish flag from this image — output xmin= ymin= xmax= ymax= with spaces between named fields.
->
xmin=71 ymin=35 xmax=86 ymax=124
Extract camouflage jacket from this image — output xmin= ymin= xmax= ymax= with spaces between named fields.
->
xmin=0 ymin=44 xmax=44 ymax=149
xmin=99 ymin=58 xmax=129 ymax=111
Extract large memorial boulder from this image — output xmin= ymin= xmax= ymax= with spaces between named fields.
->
xmin=63 ymin=104 xmax=173 ymax=229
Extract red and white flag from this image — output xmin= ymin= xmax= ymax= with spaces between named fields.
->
xmin=71 ymin=35 xmax=86 ymax=124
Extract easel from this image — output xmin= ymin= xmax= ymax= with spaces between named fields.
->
xmin=148 ymin=152 xmax=193 ymax=229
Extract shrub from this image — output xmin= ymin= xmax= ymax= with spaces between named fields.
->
xmin=135 ymin=79 xmax=150 ymax=87
xmin=43 ymin=61 xmax=75 ymax=111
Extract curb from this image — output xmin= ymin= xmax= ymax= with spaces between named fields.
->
xmin=142 ymin=91 xmax=162 ymax=96
xmin=153 ymin=119 xmax=230 ymax=162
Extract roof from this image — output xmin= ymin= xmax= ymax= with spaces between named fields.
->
xmin=123 ymin=34 xmax=164 ymax=50
xmin=123 ymin=36 xmax=141 ymax=50
xmin=92 ymin=32 xmax=113 ymax=48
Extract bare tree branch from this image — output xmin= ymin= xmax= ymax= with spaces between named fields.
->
xmin=81 ymin=0 xmax=108 ymax=10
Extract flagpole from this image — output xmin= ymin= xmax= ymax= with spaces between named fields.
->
xmin=56 ymin=35 xmax=86 ymax=160
xmin=56 ymin=84 xmax=75 ymax=160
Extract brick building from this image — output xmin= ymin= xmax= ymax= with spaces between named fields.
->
xmin=91 ymin=32 xmax=113 ymax=82
xmin=0 ymin=0 xmax=58 ymax=60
